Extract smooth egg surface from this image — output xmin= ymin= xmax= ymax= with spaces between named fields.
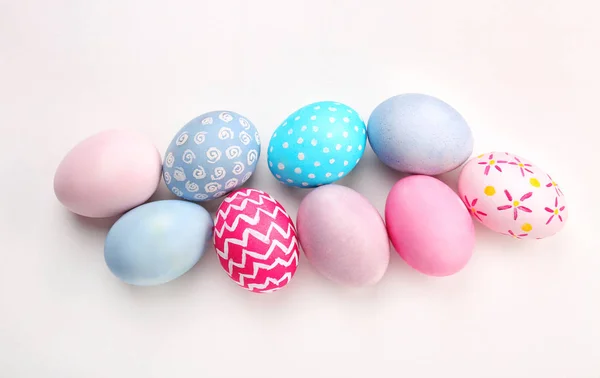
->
xmin=163 ymin=110 xmax=261 ymax=202
xmin=458 ymin=152 xmax=568 ymax=239
xmin=386 ymin=175 xmax=475 ymax=276
xmin=267 ymin=101 xmax=367 ymax=187
xmin=297 ymin=185 xmax=390 ymax=286
xmin=367 ymin=93 xmax=473 ymax=175
xmin=54 ymin=129 xmax=162 ymax=218
xmin=213 ymin=188 xmax=299 ymax=293
xmin=104 ymin=200 xmax=213 ymax=286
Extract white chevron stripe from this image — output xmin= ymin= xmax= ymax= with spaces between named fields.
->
xmin=223 ymin=189 xmax=274 ymax=205
xmin=217 ymin=194 xmax=280 ymax=222
xmin=234 ymin=252 xmax=298 ymax=287
xmin=214 ymin=206 xmax=290 ymax=239
xmin=219 ymin=235 xmax=298 ymax=276
xmin=216 ymin=232 xmax=297 ymax=273
xmin=246 ymin=272 xmax=294 ymax=292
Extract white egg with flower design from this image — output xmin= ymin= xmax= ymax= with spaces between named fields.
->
xmin=458 ymin=152 xmax=567 ymax=239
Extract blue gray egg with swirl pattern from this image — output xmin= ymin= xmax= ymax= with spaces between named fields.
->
xmin=163 ymin=110 xmax=261 ymax=201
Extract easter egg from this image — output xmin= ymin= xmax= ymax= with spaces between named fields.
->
xmin=267 ymin=101 xmax=367 ymax=187
xmin=385 ymin=175 xmax=475 ymax=276
xmin=297 ymin=185 xmax=390 ymax=286
xmin=163 ymin=111 xmax=261 ymax=202
xmin=104 ymin=200 xmax=213 ymax=286
xmin=367 ymin=93 xmax=474 ymax=175
xmin=54 ymin=129 xmax=162 ymax=218
xmin=213 ymin=188 xmax=299 ymax=293
xmin=458 ymin=152 xmax=568 ymax=239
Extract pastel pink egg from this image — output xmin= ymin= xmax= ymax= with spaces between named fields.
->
xmin=54 ymin=129 xmax=162 ymax=218
xmin=213 ymin=188 xmax=300 ymax=293
xmin=385 ymin=175 xmax=475 ymax=277
xmin=297 ymin=185 xmax=390 ymax=286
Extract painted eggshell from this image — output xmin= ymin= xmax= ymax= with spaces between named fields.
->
xmin=297 ymin=185 xmax=390 ymax=286
xmin=54 ymin=129 xmax=162 ymax=218
xmin=163 ymin=111 xmax=261 ymax=202
xmin=267 ymin=101 xmax=367 ymax=188
xmin=104 ymin=200 xmax=213 ymax=286
xmin=367 ymin=93 xmax=473 ymax=175
xmin=213 ymin=188 xmax=299 ymax=293
xmin=458 ymin=152 xmax=568 ymax=239
xmin=386 ymin=175 xmax=475 ymax=276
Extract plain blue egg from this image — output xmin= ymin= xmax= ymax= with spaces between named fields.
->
xmin=163 ymin=110 xmax=261 ymax=202
xmin=367 ymin=93 xmax=474 ymax=175
xmin=104 ymin=200 xmax=213 ymax=286
xmin=267 ymin=101 xmax=367 ymax=187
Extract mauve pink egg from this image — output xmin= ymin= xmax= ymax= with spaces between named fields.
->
xmin=297 ymin=184 xmax=390 ymax=286
xmin=54 ymin=129 xmax=162 ymax=218
xmin=385 ymin=175 xmax=475 ymax=276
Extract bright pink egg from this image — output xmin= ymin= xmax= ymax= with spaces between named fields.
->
xmin=213 ymin=188 xmax=299 ymax=293
xmin=53 ymin=129 xmax=162 ymax=218
xmin=385 ymin=175 xmax=475 ymax=276
xmin=297 ymin=185 xmax=390 ymax=286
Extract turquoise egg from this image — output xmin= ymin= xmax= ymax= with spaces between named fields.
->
xmin=267 ymin=101 xmax=367 ymax=187
xmin=104 ymin=200 xmax=213 ymax=286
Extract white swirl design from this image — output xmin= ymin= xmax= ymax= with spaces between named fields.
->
xmin=239 ymin=117 xmax=251 ymax=130
xmin=226 ymin=145 xmax=242 ymax=159
xmin=232 ymin=161 xmax=245 ymax=175
xmin=182 ymin=149 xmax=196 ymax=164
xmin=255 ymin=131 xmax=261 ymax=145
xmin=213 ymin=191 xmax=227 ymax=198
xmin=172 ymin=187 xmax=184 ymax=197
xmin=194 ymin=193 xmax=209 ymax=200
xmin=176 ymin=132 xmax=188 ymax=146
xmin=165 ymin=152 xmax=175 ymax=168
xmin=211 ymin=167 xmax=226 ymax=180
xmin=219 ymin=112 xmax=233 ymax=123
xmin=225 ymin=178 xmax=239 ymax=189
xmin=192 ymin=166 xmax=206 ymax=179
xmin=242 ymin=172 xmax=252 ymax=183
xmin=163 ymin=171 xmax=171 ymax=184
xmin=185 ymin=181 xmax=200 ymax=192
xmin=206 ymin=147 xmax=221 ymax=163
xmin=194 ymin=132 xmax=207 ymax=144
xmin=173 ymin=167 xmax=186 ymax=181
xmin=205 ymin=182 xmax=222 ymax=193
xmin=201 ymin=117 xmax=213 ymax=125
xmin=247 ymin=149 xmax=258 ymax=165
xmin=218 ymin=127 xmax=234 ymax=140
xmin=239 ymin=131 xmax=251 ymax=145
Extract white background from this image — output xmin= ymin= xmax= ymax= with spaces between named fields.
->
xmin=1 ymin=0 xmax=599 ymax=377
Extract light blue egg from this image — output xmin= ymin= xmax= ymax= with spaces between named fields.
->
xmin=163 ymin=110 xmax=261 ymax=202
xmin=367 ymin=93 xmax=473 ymax=175
xmin=104 ymin=200 xmax=213 ymax=286
xmin=267 ymin=101 xmax=367 ymax=187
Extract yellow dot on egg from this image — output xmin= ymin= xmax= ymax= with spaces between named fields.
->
xmin=530 ymin=178 xmax=541 ymax=187
xmin=554 ymin=209 xmax=559 ymax=214
xmin=484 ymin=186 xmax=496 ymax=196
xmin=521 ymin=223 xmax=533 ymax=232
xmin=513 ymin=201 xmax=520 ymax=207
xmin=489 ymin=159 xmax=496 ymax=165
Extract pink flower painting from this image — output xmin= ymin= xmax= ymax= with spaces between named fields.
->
xmin=545 ymin=174 xmax=564 ymax=196
xmin=497 ymin=190 xmax=533 ymax=220
xmin=463 ymin=195 xmax=487 ymax=221
xmin=508 ymin=156 xmax=534 ymax=177
xmin=478 ymin=153 xmax=508 ymax=176
xmin=507 ymin=230 xmax=528 ymax=239
xmin=545 ymin=197 xmax=566 ymax=225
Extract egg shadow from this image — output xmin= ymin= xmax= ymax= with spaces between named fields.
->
xmin=66 ymin=209 xmax=121 ymax=234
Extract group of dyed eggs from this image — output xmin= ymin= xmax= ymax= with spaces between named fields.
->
xmin=54 ymin=93 xmax=568 ymax=292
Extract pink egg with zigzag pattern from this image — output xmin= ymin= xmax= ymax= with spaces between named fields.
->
xmin=213 ymin=188 xmax=300 ymax=293
xmin=458 ymin=151 xmax=568 ymax=239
